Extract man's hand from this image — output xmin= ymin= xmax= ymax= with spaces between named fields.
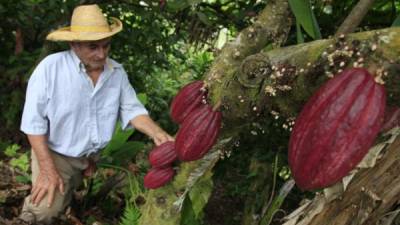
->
xmin=131 ymin=115 xmax=174 ymax=146
xmin=152 ymin=130 xmax=174 ymax=146
xmin=30 ymin=167 xmax=64 ymax=208
xmin=27 ymin=135 xmax=65 ymax=208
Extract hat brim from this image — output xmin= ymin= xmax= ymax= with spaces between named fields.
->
xmin=46 ymin=17 xmax=123 ymax=41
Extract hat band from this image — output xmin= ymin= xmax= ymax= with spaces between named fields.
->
xmin=70 ymin=25 xmax=110 ymax=33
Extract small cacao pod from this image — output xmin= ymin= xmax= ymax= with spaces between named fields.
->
xmin=289 ymin=68 xmax=386 ymax=190
xmin=144 ymin=167 xmax=175 ymax=189
xmin=381 ymin=106 xmax=400 ymax=132
xmin=170 ymin=80 xmax=206 ymax=124
xmin=149 ymin=141 xmax=177 ymax=168
xmin=176 ymin=104 xmax=222 ymax=161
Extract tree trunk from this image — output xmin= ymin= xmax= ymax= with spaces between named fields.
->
xmin=138 ymin=0 xmax=400 ymax=222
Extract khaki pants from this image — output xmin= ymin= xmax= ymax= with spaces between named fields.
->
xmin=20 ymin=150 xmax=90 ymax=224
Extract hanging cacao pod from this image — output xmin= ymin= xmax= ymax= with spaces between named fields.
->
xmin=170 ymin=80 xmax=207 ymax=124
xmin=149 ymin=141 xmax=177 ymax=168
xmin=289 ymin=68 xmax=386 ymax=190
xmin=144 ymin=167 xmax=175 ymax=189
xmin=176 ymin=104 xmax=222 ymax=161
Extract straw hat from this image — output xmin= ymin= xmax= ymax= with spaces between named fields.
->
xmin=46 ymin=4 xmax=123 ymax=41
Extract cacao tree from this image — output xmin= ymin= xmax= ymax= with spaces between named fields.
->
xmin=138 ymin=0 xmax=400 ymax=225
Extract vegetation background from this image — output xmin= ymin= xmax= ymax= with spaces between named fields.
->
xmin=0 ymin=0 xmax=399 ymax=224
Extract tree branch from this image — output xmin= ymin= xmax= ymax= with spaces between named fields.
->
xmin=335 ymin=0 xmax=376 ymax=36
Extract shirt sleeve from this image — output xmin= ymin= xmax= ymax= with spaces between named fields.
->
xmin=119 ymin=69 xmax=148 ymax=130
xmin=20 ymin=62 xmax=49 ymax=135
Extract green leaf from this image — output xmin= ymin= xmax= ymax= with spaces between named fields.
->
xmin=180 ymin=197 xmax=202 ymax=225
xmin=10 ymin=153 xmax=29 ymax=172
xmin=166 ymin=0 xmax=190 ymax=12
xmin=196 ymin=12 xmax=212 ymax=26
xmin=296 ymin=21 xmax=305 ymax=44
xmin=188 ymin=170 xmax=213 ymax=219
xmin=103 ymin=122 xmax=135 ymax=157
xmin=392 ymin=14 xmax=400 ymax=27
xmin=15 ymin=175 xmax=31 ymax=184
xmin=188 ymin=0 xmax=202 ymax=5
xmin=288 ymin=0 xmax=321 ymax=39
xmin=137 ymin=93 xmax=148 ymax=106
xmin=108 ymin=141 xmax=145 ymax=165
xmin=4 ymin=144 xmax=20 ymax=157
xmin=119 ymin=203 xmax=141 ymax=225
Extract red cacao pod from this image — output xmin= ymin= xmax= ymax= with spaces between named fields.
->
xmin=381 ymin=106 xmax=400 ymax=132
xmin=170 ymin=81 xmax=207 ymax=124
xmin=144 ymin=167 xmax=175 ymax=189
xmin=149 ymin=141 xmax=177 ymax=168
xmin=289 ymin=68 xmax=386 ymax=190
xmin=176 ymin=104 xmax=222 ymax=161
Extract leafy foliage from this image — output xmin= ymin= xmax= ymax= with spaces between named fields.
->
xmin=119 ymin=203 xmax=141 ymax=225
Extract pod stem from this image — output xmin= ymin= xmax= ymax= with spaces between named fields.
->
xmin=212 ymin=100 xmax=222 ymax=111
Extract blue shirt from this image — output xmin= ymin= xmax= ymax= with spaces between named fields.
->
xmin=20 ymin=50 xmax=148 ymax=157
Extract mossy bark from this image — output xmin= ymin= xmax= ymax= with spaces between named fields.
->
xmin=215 ymin=27 xmax=400 ymax=126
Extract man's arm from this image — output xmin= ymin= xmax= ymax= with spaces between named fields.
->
xmin=27 ymin=135 xmax=64 ymax=207
xmin=130 ymin=115 xmax=174 ymax=145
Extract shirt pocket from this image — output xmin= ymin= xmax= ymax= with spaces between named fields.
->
xmin=98 ymin=87 xmax=119 ymax=118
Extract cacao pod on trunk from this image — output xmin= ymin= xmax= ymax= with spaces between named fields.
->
xmin=144 ymin=167 xmax=175 ymax=189
xmin=289 ymin=68 xmax=386 ymax=190
xmin=170 ymin=80 xmax=206 ymax=124
xmin=149 ymin=141 xmax=177 ymax=168
xmin=176 ymin=104 xmax=222 ymax=161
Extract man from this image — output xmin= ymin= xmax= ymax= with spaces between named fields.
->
xmin=19 ymin=4 xmax=173 ymax=224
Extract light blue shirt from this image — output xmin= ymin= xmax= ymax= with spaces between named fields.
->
xmin=20 ymin=50 xmax=148 ymax=157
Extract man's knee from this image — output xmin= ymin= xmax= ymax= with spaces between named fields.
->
xmin=20 ymin=193 xmax=69 ymax=224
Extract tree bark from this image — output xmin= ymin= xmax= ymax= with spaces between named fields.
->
xmin=335 ymin=0 xmax=376 ymax=36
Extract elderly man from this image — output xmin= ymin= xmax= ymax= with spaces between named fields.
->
xmin=19 ymin=4 xmax=173 ymax=224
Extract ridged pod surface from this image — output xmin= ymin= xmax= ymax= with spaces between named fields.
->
xmin=170 ymin=80 xmax=206 ymax=124
xmin=176 ymin=104 xmax=222 ymax=161
xmin=149 ymin=141 xmax=177 ymax=168
xmin=144 ymin=167 xmax=175 ymax=189
xmin=289 ymin=68 xmax=386 ymax=190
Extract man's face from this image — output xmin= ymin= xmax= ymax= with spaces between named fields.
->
xmin=71 ymin=38 xmax=111 ymax=71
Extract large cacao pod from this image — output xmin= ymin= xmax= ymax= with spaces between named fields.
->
xmin=176 ymin=104 xmax=222 ymax=161
xmin=170 ymin=80 xmax=206 ymax=124
xmin=144 ymin=167 xmax=175 ymax=189
xmin=149 ymin=141 xmax=177 ymax=168
xmin=289 ymin=68 xmax=386 ymax=190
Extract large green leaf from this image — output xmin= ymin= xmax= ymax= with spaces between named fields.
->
xmin=180 ymin=197 xmax=202 ymax=225
xmin=109 ymin=141 xmax=145 ymax=165
xmin=288 ymin=0 xmax=321 ymax=39
xmin=296 ymin=21 xmax=305 ymax=44
xmin=166 ymin=0 xmax=190 ymax=12
xmin=102 ymin=122 xmax=135 ymax=157
xmin=188 ymin=170 xmax=213 ymax=219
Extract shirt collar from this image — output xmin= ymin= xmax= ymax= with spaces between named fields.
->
xmin=69 ymin=49 xmax=119 ymax=73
